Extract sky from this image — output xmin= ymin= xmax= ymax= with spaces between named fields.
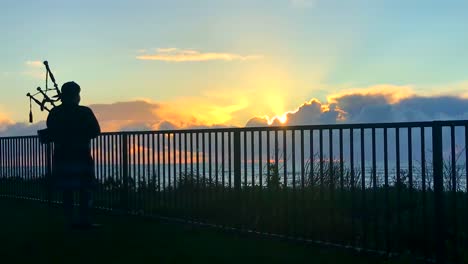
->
xmin=1 ymin=0 xmax=468 ymax=135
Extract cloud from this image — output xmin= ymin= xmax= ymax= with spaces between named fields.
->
xmin=0 ymin=105 xmax=47 ymax=137
xmin=0 ymin=112 xmax=13 ymax=132
xmin=136 ymin=48 xmax=262 ymax=62
xmin=327 ymin=84 xmax=415 ymax=104
xmin=247 ymin=99 xmax=345 ymax=127
xmin=89 ymin=101 xmax=161 ymax=132
xmin=0 ymin=121 xmax=46 ymax=137
xmin=290 ymin=0 xmax=316 ymax=8
xmin=0 ymin=88 xmax=248 ymax=136
xmin=0 ymin=61 xmax=44 ymax=79
xmin=25 ymin=61 xmax=43 ymax=67
xmin=2 ymin=85 xmax=468 ymax=137
xmin=248 ymin=85 xmax=468 ymax=126
xmin=23 ymin=60 xmax=45 ymax=79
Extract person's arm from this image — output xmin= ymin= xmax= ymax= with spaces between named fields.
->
xmin=84 ymin=107 xmax=101 ymax=139
xmin=45 ymin=108 xmax=57 ymax=142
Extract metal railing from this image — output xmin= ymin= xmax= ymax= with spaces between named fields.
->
xmin=1 ymin=120 xmax=467 ymax=263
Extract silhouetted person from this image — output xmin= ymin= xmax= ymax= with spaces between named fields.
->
xmin=46 ymin=81 xmax=100 ymax=228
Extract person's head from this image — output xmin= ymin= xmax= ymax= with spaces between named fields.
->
xmin=60 ymin=81 xmax=81 ymax=105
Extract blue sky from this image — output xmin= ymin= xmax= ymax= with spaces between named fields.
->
xmin=1 ymin=0 xmax=467 ymax=129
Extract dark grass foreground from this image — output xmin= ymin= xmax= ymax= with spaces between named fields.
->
xmin=0 ymin=199 xmax=424 ymax=264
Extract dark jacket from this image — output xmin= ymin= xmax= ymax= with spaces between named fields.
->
xmin=46 ymin=104 xmax=100 ymax=189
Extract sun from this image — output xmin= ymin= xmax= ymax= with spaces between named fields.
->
xmin=265 ymin=113 xmax=288 ymax=125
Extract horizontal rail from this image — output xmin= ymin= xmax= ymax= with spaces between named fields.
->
xmin=2 ymin=120 xmax=467 ymax=139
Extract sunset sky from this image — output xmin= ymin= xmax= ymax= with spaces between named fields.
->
xmin=1 ymin=0 xmax=468 ymax=134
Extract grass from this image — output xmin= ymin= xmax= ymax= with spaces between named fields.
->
xmin=2 ymin=176 xmax=467 ymax=262
xmin=0 ymin=198 xmax=425 ymax=264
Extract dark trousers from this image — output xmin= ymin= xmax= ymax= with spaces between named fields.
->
xmin=63 ymin=189 xmax=91 ymax=225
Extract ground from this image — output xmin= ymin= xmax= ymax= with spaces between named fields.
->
xmin=0 ymin=198 xmax=420 ymax=264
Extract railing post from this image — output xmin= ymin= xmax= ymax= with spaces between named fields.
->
xmin=46 ymin=142 xmax=52 ymax=207
xmin=233 ymin=130 xmax=242 ymax=228
xmin=233 ymin=130 xmax=241 ymax=192
xmin=0 ymin=138 xmax=3 ymax=197
xmin=432 ymin=121 xmax=446 ymax=263
xmin=121 ymin=133 xmax=129 ymax=213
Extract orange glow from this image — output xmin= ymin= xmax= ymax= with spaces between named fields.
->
xmin=0 ymin=112 xmax=11 ymax=123
xmin=90 ymin=84 xmax=422 ymax=132
xmin=0 ymin=112 xmax=13 ymax=130
xmin=95 ymin=95 xmax=249 ymax=132
xmin=242 ymin=61 xmax=298 ymax=123
xmin=159 ymin=97 xmax=249 ymax=127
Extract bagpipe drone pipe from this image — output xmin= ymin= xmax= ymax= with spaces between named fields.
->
xmin=26 ymin=61 xmax=61 ymax=144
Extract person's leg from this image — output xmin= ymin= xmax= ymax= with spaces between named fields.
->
xmin=63 ymin=190 xmax=73 ymax=226
xmin=79 ymin=188 xmax=91 ymax=225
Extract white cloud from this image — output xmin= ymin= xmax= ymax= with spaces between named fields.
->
xmin=136 ymin=48 xmax=262 ymax=62
xmin=23 ymin=60 xmax=45 ymax=79
xmin=290 ymin=0 xmax=316 ymax=8
xmin=25 ymin=60 xmax=43 ymax=67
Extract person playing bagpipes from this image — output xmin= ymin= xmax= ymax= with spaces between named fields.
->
xmin=46 ymin=81 xmax=101 ymax=228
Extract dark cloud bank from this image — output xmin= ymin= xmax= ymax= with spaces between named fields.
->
xmin=246 ymin=94 xmax=468 ymax=127
xmin=1 ymin=93 xmax=468 ymax=137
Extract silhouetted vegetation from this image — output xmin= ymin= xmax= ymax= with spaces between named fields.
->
xmin=1 ymin=157 xmax=467 ymax=263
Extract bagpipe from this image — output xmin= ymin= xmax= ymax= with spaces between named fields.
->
xmin=26 ymin=61 xmax=61 ymax=143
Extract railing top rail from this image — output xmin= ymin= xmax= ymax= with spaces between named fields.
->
xmin=0 ymin=135 xmax=39 ymax=140
xmin=1 ymin=119 xmax=467 ymax=139
xmin=97 ymin=120 xmax=468 ymax=135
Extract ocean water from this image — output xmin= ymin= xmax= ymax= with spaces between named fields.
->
xmin=1 ymin=163 xmax=466 ymax=191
